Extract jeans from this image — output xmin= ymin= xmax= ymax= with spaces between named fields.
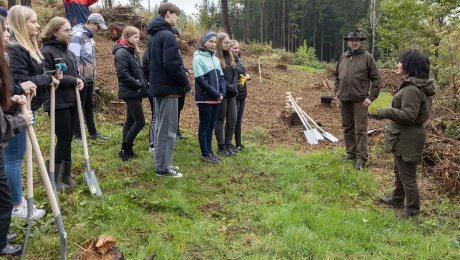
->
xmin=4 ymin=111 xmax=35 ymax=206
xmin=50 ymin=107 xmax=78 ymax=163
xmin=215 ymin=97 xmax=237 ymax=146
xmin=75 ymin=80 xmax=97 ymax=136
xmin=235 ymin=98 xmax=246 ymax=146
xmin=0 ymin=149 xmax=13 ymax=249
xmin=122 ymin=98 xmax=145 ymax=145
xmin=154 ymin=97 xmax=178 ymax=172
xmin=198 ymin=103 xmax=220 ymax=156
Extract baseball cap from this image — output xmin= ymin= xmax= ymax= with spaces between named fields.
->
xmin=88 ymin=13 xmax=107 ymax=30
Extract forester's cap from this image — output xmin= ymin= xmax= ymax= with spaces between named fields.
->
xmin=201 ymin=31 xmax=217 ymax=44
xmin=344 ymin=30 xmax=365 ymax=41
xmin=88 ymin=13 xmax=108 ymax=30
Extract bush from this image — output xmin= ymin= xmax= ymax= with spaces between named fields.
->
xmin=292 ymin=40 xmax=324 ymax=69
xmin=273 ymin=49 xmax=295 ymax=63
xmin=245 ymin=42 xmax=273 ymax=56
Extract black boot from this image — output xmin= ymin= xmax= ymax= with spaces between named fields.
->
xmin=119 ymin=142 xmax=130 ymax=162
xmin=125 ymin=143 xmax=137 ymax=159
xmin=46 ymin=160 xmax=69 ymax=191
xmin=227 ymin=144 xmax=239 ymax=154
xmin=61 ymin=161 xmax=78 ymax=188
xmin=217 ymin=145 xmax=236 ymax=157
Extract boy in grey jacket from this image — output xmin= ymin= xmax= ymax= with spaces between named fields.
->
xmin=69 ymin=13 xmax=109 ymax=141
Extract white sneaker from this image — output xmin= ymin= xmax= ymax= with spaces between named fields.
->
xmin=12 ymin=201 xmax=46 ymax=220
xmin=149 ymin=147 xmax=155 ymax=153
xmin=170 ymin=166 xmax=179 ymax=171
xmin=155 ymin=169 xmax=183 ymax=178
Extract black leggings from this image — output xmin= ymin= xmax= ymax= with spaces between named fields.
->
xmin=49 ymin=107 xmax=78 ymax=163
xmin=235 ymin=98 xmax=246 ymax=146
xmin=123 ymin=98 xmax=145 ymax=145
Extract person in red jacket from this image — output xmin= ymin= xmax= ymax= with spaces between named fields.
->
xmin=63 ymin=0 xmax=99 ymax=27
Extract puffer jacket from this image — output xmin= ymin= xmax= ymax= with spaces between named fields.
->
xmin=378 ymin=77 xmax=436 ymax=163
xmin=334 ymin=46 xmax=381 ymax=102
xmin=113 ymin=44 xmax=148 ymax=99
xmin=69 ymin=24 xmax=96 ymax=81
xmin=146 ymin=16 xmax=190 ymax=97
xmin=193 ymin=48 xmax=226 ymax=102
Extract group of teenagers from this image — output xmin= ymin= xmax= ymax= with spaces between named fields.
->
xmin=0 ymin=2 xmax=252 ymax=255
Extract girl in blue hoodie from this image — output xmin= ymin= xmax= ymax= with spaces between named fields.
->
xmin=193 ymin=32 xmax=226 ymax=164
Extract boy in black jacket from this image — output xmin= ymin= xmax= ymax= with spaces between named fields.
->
xmin=146 ymin=3 xmax=190 ymax=178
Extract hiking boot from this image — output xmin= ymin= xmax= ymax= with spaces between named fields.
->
xmin=12 ymin=200 xmax=46 ymax=221
xmin=7 ymin=233 xmax=18 ymax=243
xmin=61 ymin=161 xmax=78 ymax=187
xmin=210 ymin=152 xmax=221 ymax=162
xmin=227 ymin=144 xmax=239 ymax=154
xmin=176 ymin=130 xmax=188 ymax=140
xmin=379 ymin=197 xmax=403 ymax=208
xmin=155 ymin=169 xmax=183 ymax=178
xmin=399 ymin=210 xmax=419 ymax=219
xmin=0 ymin=244 xmax=22 ymax=256
xmin=90 ymin=132 xmax=109 ymax=141
xmin=201 ymin=154 xmax=220 ymax=164
xmin=236 ymin=144 xmax=245 ymax=151
xmin=355 ymin=159 xmax=366 ymax=170
xmin=217 ymin=145 xmax=236 ymax=157
xmin=342 ymin=153 xmax=356 ymax=161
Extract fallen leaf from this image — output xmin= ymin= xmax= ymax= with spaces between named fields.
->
xmin=95 ymin=235 xmax=117 ymax=256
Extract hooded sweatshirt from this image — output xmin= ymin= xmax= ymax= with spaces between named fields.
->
xmin=146 ymin=16 xmax=190 ymax=97
xmin=379 ymin=77 xmax=436 ymax=162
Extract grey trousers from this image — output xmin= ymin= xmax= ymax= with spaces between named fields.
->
xmin=215 ymin=97 xmax=237 ymax=146
xmin=154 ymin=97 xmax=178 ymax=172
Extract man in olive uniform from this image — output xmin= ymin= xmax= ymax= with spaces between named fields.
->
xmin=334 ymin=30 xmax=381 ymax=170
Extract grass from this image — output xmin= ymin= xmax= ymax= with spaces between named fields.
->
xmin=369 ymin=92 xmax=393 ymax=115
xmin=290 ymin=65 xmax=324 ymax=73
xmin=12 ymin=110 xmax=460 ymax=259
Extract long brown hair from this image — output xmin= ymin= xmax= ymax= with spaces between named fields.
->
xmin=0 ymin=25 xmax=11 ymax=111
xmin=39 ymin=17 xmax=69 ymax=43
xmin=215 ymin=32 xmax=235 ymax=70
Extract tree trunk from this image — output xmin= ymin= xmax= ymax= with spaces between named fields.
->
xmin=313 ymin=9 xmax=317 ymax=49
xmin=260 ymin=9 xmax=263 ymax=43
xmin=321 ymin=22 xmax=324 ymax=61
xmin=8 ymin=0 xmax=16 ymax=9
xmin=244 ymin=0 xmax=249 ymax=43
xmin=221 ymin=0 xmax=232 ymax=38
xmin=282 ymin=0 xmax=285 ymax=50
xmin=20 ymin=0 xmax=31 ymax=6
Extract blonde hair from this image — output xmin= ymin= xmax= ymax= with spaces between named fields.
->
xmin=230 ymin=40 xmax=239 ymax=47
xmin=40 ymin=17 xmax=69 ymax=43
xmin=120 ymin=26 xmax=140 ymax=52
xmin=7 ymin=5 xmax=43 ymax=63
xmin=216 ymin=32 xmax=235 ymax=69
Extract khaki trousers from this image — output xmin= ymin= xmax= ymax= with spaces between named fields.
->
xmin=340 ymin=100 xmax=368 ymax=161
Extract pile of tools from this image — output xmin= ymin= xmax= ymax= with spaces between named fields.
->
xmin=285 ymin=92 xmax=339 ymax=145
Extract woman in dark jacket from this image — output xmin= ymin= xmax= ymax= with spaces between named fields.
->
xmin=113 ymin=26 xmax=148 ymax=161
xmin=40 ymin=17 xmax=85 ymax=189
xmin=215 ymin=32 xmax=239 ymax=157
xmin=193 ymin=32 xmax=226 ymax=164
xmin=0 ymin=19 xmax=34 ymax=256
xmin=230 ymin=40 xmax=250 ymax=151
xmin=378 ymin=49 xmax=436 ymax=218
xmin=5 ymin=5 xmax=58 ymax=221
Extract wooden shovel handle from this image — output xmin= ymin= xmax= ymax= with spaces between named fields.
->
xmin=75 ymin=87 xmax=90 ymax=160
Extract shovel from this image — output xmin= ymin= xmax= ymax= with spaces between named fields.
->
xmin=21 ymin=95 xmax=34 ymax=258
xmin=287 ymin=95 xmax=318 ymax=145
xmin=298 ymin=106 xmax=339 ymax=143
xmin=75 ymin=87 xmax=102 ymax=197
xmin=290 ymin=97 xmax=323 ymax=142
xmin=19 ymin=96 xmax=67 ymax=260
